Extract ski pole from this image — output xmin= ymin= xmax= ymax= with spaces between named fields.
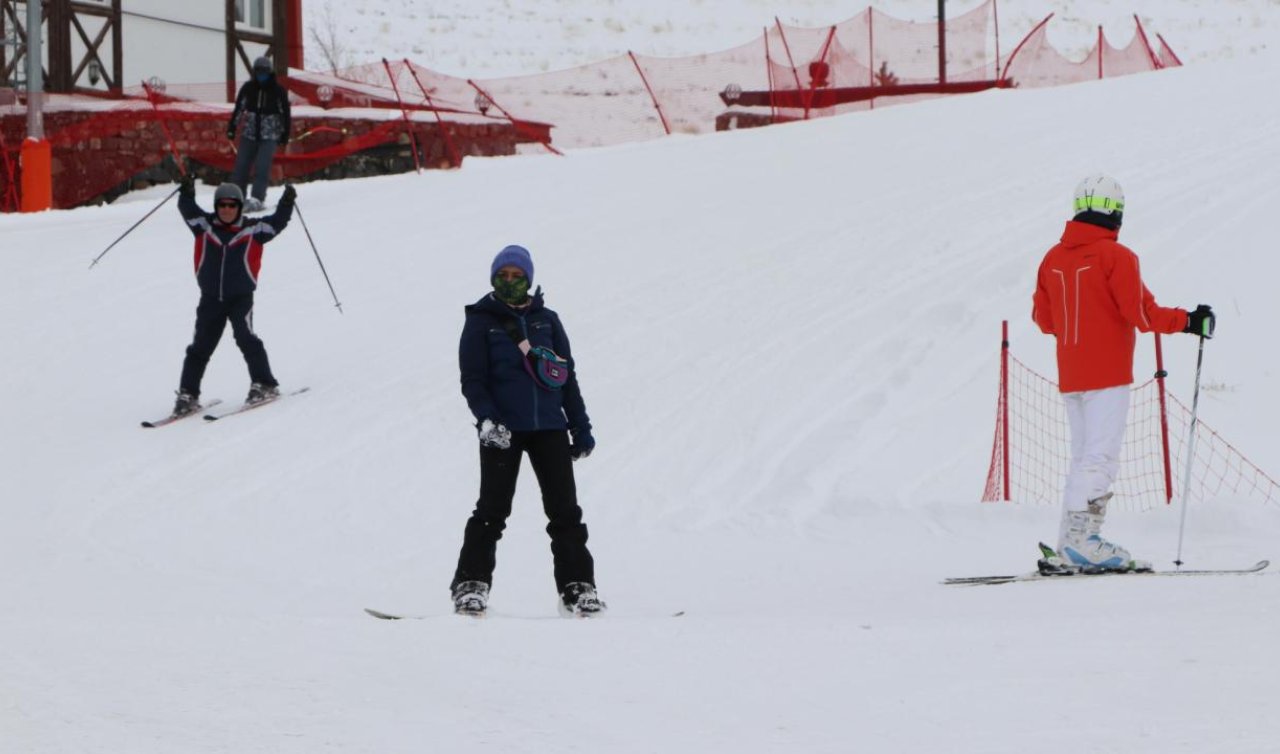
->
xmin=88 ymin=186 xmax=180 ymax=269
xmin=294 ymin=201 xmax=343 ymax=313
xmin=1173 ymin=334 xmax=1208 ymax=567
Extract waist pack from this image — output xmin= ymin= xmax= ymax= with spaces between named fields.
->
xmin=502 ymin=318 xmax=570 ymax=390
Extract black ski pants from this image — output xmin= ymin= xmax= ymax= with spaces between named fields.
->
xmin=452 ymin=430 xmax=595 ymax=593
xmin=179 ymin=293 xmax=277 ymax=396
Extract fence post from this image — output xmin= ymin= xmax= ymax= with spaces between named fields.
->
xmin=627 ymin=51 xmax=670 ymax=136
xmin=403 ymin=59 xmax=462 ymax=168
xmin=381 ymin=59 xmax=423 ymax=173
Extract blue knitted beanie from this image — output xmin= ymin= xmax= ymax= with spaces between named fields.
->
xmin=490 ymin=245 xmax=534 ymax=285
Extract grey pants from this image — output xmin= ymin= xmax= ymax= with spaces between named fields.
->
xmin=230 ymin=137 xmax=278 ymax=202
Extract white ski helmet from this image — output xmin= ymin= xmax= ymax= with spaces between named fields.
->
xmin=1073 ymin=174 xmax=1125 ymax=217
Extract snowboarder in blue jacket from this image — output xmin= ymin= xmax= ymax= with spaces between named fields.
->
xmin=450 ymin=244 xmax=605 ymax=617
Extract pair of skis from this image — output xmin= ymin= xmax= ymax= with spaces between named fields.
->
xmin=945 ymin=543 xmax=1269 ymax=586
xmin=140 ymin=387 xmax=309 ymax=428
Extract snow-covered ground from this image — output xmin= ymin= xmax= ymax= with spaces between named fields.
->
xmin=308 ymin=0 xmax=1280 ymax=76
xmin=5 ymin=5 xmax=1280 ymax=754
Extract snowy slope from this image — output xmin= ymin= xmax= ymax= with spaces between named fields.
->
xmin=309 ymin=0 xmax=1280 ymax=76
xmin=3 ymin=37 xmax=1280 ymax=754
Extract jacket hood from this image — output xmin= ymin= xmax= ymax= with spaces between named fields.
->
xmin=1060 ymin=219 xmax=1119 ymax=249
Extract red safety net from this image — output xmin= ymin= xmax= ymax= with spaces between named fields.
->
xmin=983 ymin=331 xmax=1280 ymax=511
xmin=1 ymin=3 xmax=1181 ymax=211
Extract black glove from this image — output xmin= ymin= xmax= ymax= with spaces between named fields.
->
xmin=1183 ymin=304 xmax=1215 ymax=339
xmin=226 ymin=127 xmax=236 ymax=141
xmin=280 ymin=183 xmax=297 ymax=206
xmin=569 ymin=428 xmax=595 ymax=462
xmin=178 ymin=172 xmax=194 ymax=198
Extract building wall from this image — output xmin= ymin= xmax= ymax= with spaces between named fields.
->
xmin=63 ymin=1 xmax=274 ymax=92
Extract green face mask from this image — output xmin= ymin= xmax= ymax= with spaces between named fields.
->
xmin=493 ymin=275 xmax=530 ymax=305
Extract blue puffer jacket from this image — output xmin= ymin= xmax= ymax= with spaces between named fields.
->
xmin=459 ymin=290 xmax=591 ymax=433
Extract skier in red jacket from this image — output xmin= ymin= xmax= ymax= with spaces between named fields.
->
xmin=1032 ymin=174 xmax=1215 ymax=571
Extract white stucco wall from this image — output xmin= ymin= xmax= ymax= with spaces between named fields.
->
xmin=61 ymin=1 xmax=273 ymax=94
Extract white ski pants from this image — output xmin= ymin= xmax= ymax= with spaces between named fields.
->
xmin=1061 ymin=385 xmax=1130 ymax=512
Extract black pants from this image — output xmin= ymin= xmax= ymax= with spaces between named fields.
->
xmin=179 ymin=294 xmax=277 ymax=396
xmin=451 ymin=430 xmax=595 ymax=593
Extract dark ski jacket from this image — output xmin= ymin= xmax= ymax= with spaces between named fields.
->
xmin=229 ymin=75 xmax=292 ymax=143
xmin=178 ymin=192 xmax=294 ymax=299
xmin=459 ymin=291 xmax=591 ymax=433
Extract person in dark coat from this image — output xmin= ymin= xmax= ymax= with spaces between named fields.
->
xmin=168 ymin=175 xmax=296 ymax=417
xmin=450 ymin=244 xmax=605 ymax=617
xmin=228 ymin=56 xmax=292 ymax=212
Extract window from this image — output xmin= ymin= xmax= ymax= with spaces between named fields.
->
xmin=235 ymin=0 xmax=266 ymax=29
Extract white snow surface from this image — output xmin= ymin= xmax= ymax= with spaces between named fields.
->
xmin=5 ymin=15 xmax=1280 ymax=754
xmin=309 ymin=0 xmax=1280 ymax=76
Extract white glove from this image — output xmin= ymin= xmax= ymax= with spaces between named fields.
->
xmin=477 ymin=419 xmax=512 ymax=449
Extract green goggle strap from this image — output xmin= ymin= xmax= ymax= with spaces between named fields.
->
xmin=1073 ymin=195 xmax=1125 ymax=214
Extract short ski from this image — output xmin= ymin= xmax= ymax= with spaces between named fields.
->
xmin=203 ymin=387 xmax=310 ymax=421
xmin=141 ymin=399 xmax=223 ymax=428
xmin=945 ymin=559 xmax=1269 ymax=586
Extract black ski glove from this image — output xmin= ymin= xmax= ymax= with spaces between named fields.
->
xmin=1183 ymin=304 xmax=1215 ymax=339
xmin=226 ymin=126 xmax=236 ymax=141
xmin=280 ymin=183 xmax=297 ymax=206
xmin=178 ymin=172 xmax=195 ymax=198
xmin=569 ymin=428 xmax=595 ymax=462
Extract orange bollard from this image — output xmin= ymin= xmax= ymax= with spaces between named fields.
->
xmin=20 ymin=138 xmax=52 ymax=212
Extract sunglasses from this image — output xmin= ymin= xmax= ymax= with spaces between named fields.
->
xmin=216 ymin=201 xmax=241 ymax=209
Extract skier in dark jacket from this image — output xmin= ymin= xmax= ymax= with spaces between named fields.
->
xmin=167 ymin=174 xmax=296 ymax=417
xmin=228 ymin=56 xmax=292 ymax=212
xmin=450 ymin=244 xmax=605 ymax=618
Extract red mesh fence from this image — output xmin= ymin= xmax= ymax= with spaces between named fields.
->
xmin=984 ymin=333 xmax=1280 ymax=511
xmin=1 ymin=3 xmax=1180 ymax=210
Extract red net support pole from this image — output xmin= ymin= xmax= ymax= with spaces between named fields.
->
xmin=404 ymin=60 xmax=462 ymax=169
xmin=1002 ymin=14 xmax=1053 ymax=84
xmin=773 ymin=17 xmax=806 ymax=118
xmin=1156 ymin=34 xmax=1183 ymax=66
xmin=467 ymin=79 xmax=563 ymax=156
xmin=992 ymin=0 xmax=1002 ymax=80
xmin=937 ymin=0 xmax=947 ymax=85
xmin=1154 ymin=334 xmax=1174 ymax=504
xmin=142 ymin=81 xmax=187 ymax=175
xmin=763 ymin=28 xmax=778 ymax=121
xmin=1001 ymin=320 xmax=1011 ymax=501
xmin=0 ymin=130 xmax=19 ymax=212
xmin=1097 ymin=26 xmax=1104 ymax=79
xmin=1133 ymin=15 xmax=1162 ymax=70
xmin=381 ymin=58 xmax=423 ymax=173
xmin=868 ymin=11 xmax=875 ymax=109
xmin=627 ymin=51 xmax=671 ymax=136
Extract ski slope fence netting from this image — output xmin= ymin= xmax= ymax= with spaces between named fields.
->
xmin=0 ymin=1 xmax=1181 ymax=211
xmin=983 ymin=322 xmax=1280 ymax=511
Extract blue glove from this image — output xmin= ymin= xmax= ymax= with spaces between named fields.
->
xmin=477 ymin=419 xmax=511 ymax=449
xmin=569 ymin=428 xmax=595 ymax=462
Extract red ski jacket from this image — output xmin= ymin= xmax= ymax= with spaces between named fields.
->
xmin=1032 ymin=221 xmax=1188 ymax=393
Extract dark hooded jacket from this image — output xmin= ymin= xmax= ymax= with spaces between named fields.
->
xmin=229 ymin=74 xmax=292 ymax=143
xmin=459 ymin=290 xmax=591 ymax=433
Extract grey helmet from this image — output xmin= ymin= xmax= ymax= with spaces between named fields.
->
xmin=214 ymin=182 xmax=244 ymax=205
xmin=213 ymin=183 xmax=244 ymax=221
xmin=253 ymin=56 xmax=273 ymax=75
